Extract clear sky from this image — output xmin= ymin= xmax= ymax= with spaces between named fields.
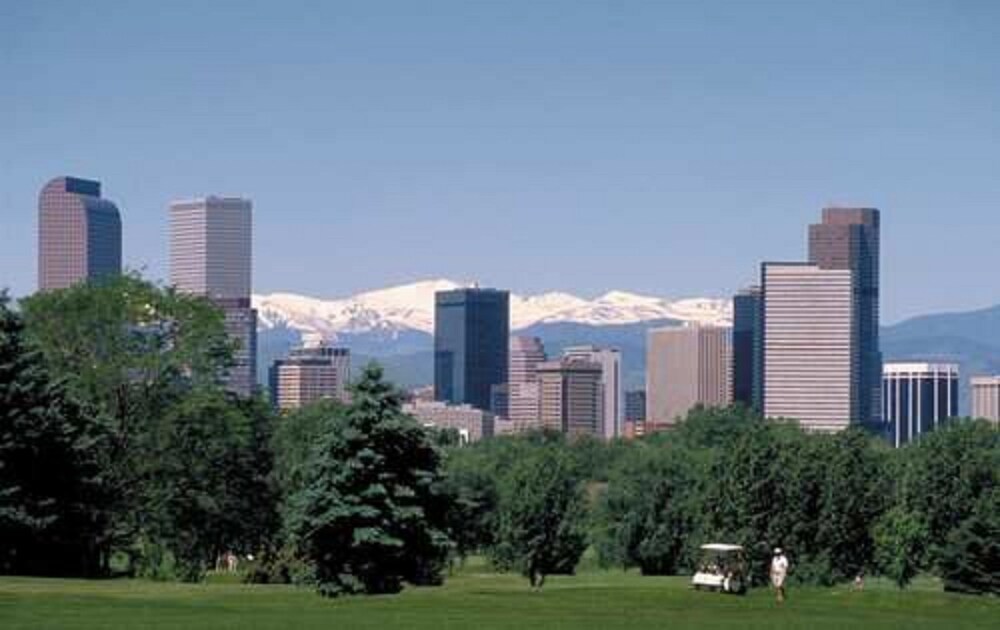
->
xmin=2 ymin=0 xmax=998 ymax=322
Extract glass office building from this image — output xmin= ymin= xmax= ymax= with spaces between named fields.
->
xmin=434 ymin=288 xmax=509 ymax=411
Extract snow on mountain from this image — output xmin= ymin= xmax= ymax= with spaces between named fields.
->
xmin=253 ymin=279 xmax=731 ymax=341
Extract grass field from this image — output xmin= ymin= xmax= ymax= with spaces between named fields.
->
xmin=1 ymin=566 xmax=997 ymax=630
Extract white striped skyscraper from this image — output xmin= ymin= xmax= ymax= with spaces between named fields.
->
xmin=169 ymin=196 xmax=257 ymax=397
xmin=646 ymin=325 xmax=732 ymax=428
xmin=971 ymin=376 xmax=1000 ymax=426
xmin=762 ymin=262 xmax=854 ymax=432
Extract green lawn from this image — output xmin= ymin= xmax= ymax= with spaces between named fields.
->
xmin=1 ymin=567 xmax=997 ymax=630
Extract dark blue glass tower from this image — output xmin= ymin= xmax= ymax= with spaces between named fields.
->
xmin=434 ymin=288 xmax=509 ymax=411
xmin=732 ymin=286 xmax=763 ymax=411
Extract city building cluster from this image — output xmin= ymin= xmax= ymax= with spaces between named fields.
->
xmin=34 ymin=176 xmax=1000 ymax=443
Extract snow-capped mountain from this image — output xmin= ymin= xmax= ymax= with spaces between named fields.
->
xmin=253 ymin=279 xmax=731 ymax=341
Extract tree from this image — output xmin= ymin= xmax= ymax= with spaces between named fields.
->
xmin=287 ymin=364 xmax=453 ymax=597
xmin=441 ymin=448 xmax=499 ymax=565
xmin=596 ymin=445 xmax=698 ymax=575
xmin=0 ymin=293 xmax=108 ymax=576
xmin=20 ymin=275 xmax=234 ymax=572
xmin=142 ymin=389 xmax=279 ymax=581
xmin=491 ymin=446 xmax=588 ymax=588
xmin=938 ymin=489 xmax=1000 ymax=595
xmin=898 ymin=421 xmax=1000 ymax=566
xmin=873 ymin=507 xmax=929 ymax=589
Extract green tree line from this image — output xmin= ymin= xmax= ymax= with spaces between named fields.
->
xmin=2 ymin=278 xmax=998 ymax=597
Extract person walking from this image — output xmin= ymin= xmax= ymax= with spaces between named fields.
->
xmin=770 ymin=547 xmax=789 ymax=603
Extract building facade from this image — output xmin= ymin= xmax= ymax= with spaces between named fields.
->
xmin=563 ymin=345 xmax=623 ymax=440
xmin=402 ymin=401 xmax=495 ymax=443
xmin=625 ymin=389 xmax=646 ymax=424
xmin=883 ymin=362 xmax=959 ymax=447
xmin=971 ymin=376 xmax=1000 ymax=425
xmin=732 ymin=286 xmax=763 ymax=411
xmin=645 ymin=325 xmax=732 ymax=427
xmin=269 ymin=346 xmax=351 ymax=411
xmin=434 ymin=288 xmax=509 ymax=411
xmin=808 ymin=207 xmax=881 ymax=428
xmin=38 ymin=176 xmax=122 ymax=291
xmin=537 ymin=358 xmax=603 ymax=436
xmin=169 ymin=196 xmax=257 ymax=397
xmin=762 ymin=262 xmax=854 ymax=432
xmin=505 ymin=336 xmax=547 ymax=431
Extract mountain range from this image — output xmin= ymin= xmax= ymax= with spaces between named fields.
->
xmin=254 ymin=280 xmax=1000 ymax=415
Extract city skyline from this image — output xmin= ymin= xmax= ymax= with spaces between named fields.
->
xmin=4 ymin=2 xmax=1000 ymax=322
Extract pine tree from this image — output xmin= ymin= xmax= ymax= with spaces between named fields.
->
xmin=288 ymin=363 xmax=452 ymax=596
xmin=0 ymin=293 xmax=107 ymax=576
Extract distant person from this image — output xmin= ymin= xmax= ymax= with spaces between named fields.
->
xmin=853 ymin=573 xmax=865 ymax=591
xmin=770 ymin=548 xmax=789 ymax=603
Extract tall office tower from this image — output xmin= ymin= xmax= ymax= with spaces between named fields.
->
xmin=38 ymin=176 xmax=122 ymax=291
xmin=625 ymin=390 xmax=646 ymax=424
xmin=762 ymin=262 xmax=854 ymax=432
xmin=563 ymin=345 xmax=623 ymax=440
xmin=971 ymin=376 xmax=1000 ymax=425
xmin=646 ymin=325 xmax=732 ymax=428
xmin=536 ymin=358 xmax=603 ymax=436
xmin=507 ymin=336 xmax=547 ymax=431
xmin=883 ymin=362 xmax=959 ymax=447
xmin=434 ymin=288 xmax=509 ymax=411
xmin=732 ymin=286 xmax=763 ymax=411
xmin=269 ymin=346 xmax=351 ymax=411
xmin=809 ymin=207 xmax=881 ymax=428
xmin=169 ymin=196 xmax=257 ymax=397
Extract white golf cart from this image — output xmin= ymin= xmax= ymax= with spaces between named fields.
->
xmin=691 ymin=544 xmax=747 ymax=594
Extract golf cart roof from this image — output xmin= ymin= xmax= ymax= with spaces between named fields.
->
xmin=700 ymin=544 xmax=744 ymax=552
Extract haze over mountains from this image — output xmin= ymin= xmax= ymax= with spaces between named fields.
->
xmin=254 ymin=279 xmax=1000 ymax=414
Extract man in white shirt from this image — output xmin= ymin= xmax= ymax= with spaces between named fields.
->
xmin=770 ymin=547 xmax=789 ymax=603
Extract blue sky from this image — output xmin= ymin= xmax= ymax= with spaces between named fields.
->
xmin=2 ymin=0 xmax=998 ymax=322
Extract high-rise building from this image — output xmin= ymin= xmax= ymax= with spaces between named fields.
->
xmin=971 ymin=376 xmax=1000 ymax=425
xmin=809 ymin=207 xmax=881 ymax=428
xmin=537 ymin=358 xmax=603 ymax=436
xmin=402 ymin=401 xmax=495 ymax=443
xmin=563 ymin=345 xmax=623 ymax=440
xmin=506 ymin=336 xmax=547 ymax=431
xmin=269 ymin=345 xmax=351 ymax=411
xmin=625 ymin=390 xmax=646 ymax=424
xmin=883 ymin=362 xmax=959 ymax=447
xmin=762 ymin=262 xmax=854 ymax=432
xmin=434 ymin=288 xmax=509 ymax=411
xmin=169 ymin=196 xmax=257 ymax=397
xmin=646 ymin=325 xmax=732 ymax=427
xmin=38 ymin=176 xmax=122 ymax=291
xmin=732 ymin=286 xmax=763 ymax=411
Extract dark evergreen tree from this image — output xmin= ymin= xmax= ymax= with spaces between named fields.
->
xmin=0 ymin=293 xmax=108 ymax=576
xmin=938 ymin=489 xmax=1000 ymax=595
xmin=287 ymin=364 xmax=452 ymax=597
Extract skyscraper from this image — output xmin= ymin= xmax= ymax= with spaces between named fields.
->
xmin=809 ymin=207 xmax=881 ymax=428
xmin=563 ymin=345 xmax=623 ymax=440
xmin=38 ymin=176 xmax=122 ymax=291
xmin=269 ymin=345 xmax=351 ymax=411
xmin=883 ymin=362 xmax=959 ymax=447
xmin=169 ymin=196 xmax=257 ymax=397
xmin=434 ymin=288 xmax=509 ymax=411
xmin=537 ymin=358 xmax=603 ymax=436
xmin=971 ymin=376 xmax=1000 ymax=426
xmin=507 ymin=336 xmax=547 ymax=431
xmin=732 ymin=286 xmax=763 ymax=411
xmin=762 ymin=262 xmax=854 ymax=432
xmin=646 ymin=325 xmax=732 ymax=428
